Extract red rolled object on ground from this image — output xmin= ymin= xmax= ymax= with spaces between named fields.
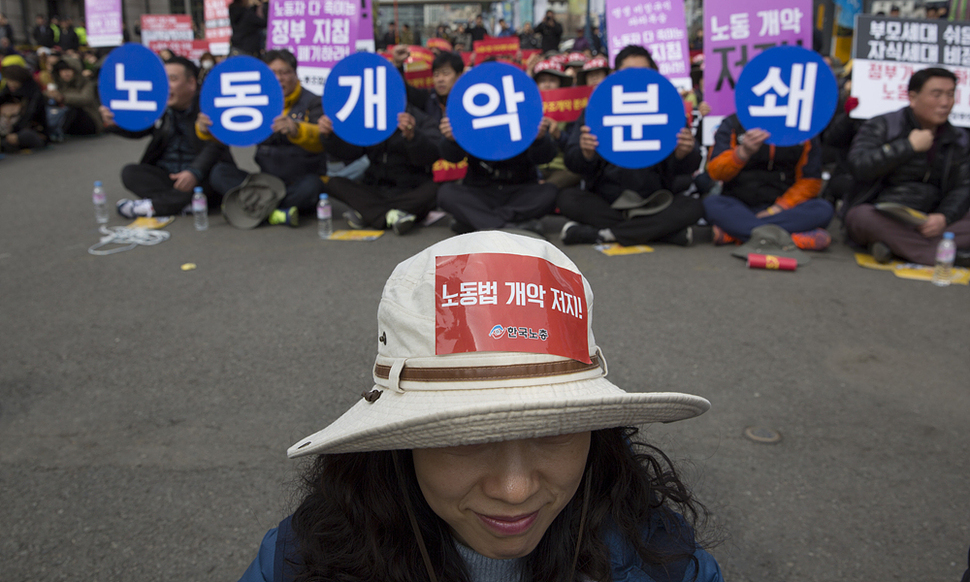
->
xmin=746 ymin=253 xmax=797 ymax=271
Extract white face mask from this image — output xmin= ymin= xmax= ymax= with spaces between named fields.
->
xmin=201 ymin=60 xmax=214 ymax=69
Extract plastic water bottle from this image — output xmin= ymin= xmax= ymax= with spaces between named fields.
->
xmin=932 ymin=232 xmax=956 ymax=287
xmin=317 ymin=194 xmax=332 ymax=239
xmin=92 ymin=181 xmax=109 ymax=224
xmin=192 ymin=187 xmax=208 ymax=231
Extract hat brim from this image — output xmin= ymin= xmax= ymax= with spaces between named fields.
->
xmin=221 ymin=173 xmax=286 ymax=229
xmin=288 ymin=377 xmax=710 ymax=456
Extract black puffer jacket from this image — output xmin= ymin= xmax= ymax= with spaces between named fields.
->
xmin=847 ymin=106 xmax=970 ymax=224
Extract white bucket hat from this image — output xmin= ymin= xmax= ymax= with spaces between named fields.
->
xmin=289 ymin=231 xmax=710 ymax=457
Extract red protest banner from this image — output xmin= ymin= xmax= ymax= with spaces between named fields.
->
xmin=408 ymin=46 xmax=435 ymax=64
xmin=432 ymin=158 xmax=468 ymax=182
xmin=540 ymin=86 xmax=594 ymax=122
xmin=427 ymin=37 xmax=453 ymax=51
xmin=405 ymin=68 xmax=433 ymax=90
xmin=459 ymin=51 xmax=474 ymax=66
xmin=521 ymin=49 xmax=541 ymax=62
xmin=473 ymin=37 xmax=519 ymax=57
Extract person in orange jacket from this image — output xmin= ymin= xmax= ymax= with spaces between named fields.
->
xmin=704 ymin=114 xmax=834 ymax=250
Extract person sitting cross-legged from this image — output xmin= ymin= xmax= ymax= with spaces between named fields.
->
xmin=704 ymin=115 xmax=834 ymax=250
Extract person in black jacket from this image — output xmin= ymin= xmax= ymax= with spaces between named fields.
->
xmin=101 ymin=57 xmax=233 ymax=218
xmin=558 ymin=46 xmax=703 ymax=246
xmin=534 ymin=10 xmax=563 ymax=53
xmin=58 ymin=17 xmax=80 ymax=51
xmin=0 ymin=65 xmax=48 ymax=152
xmin=436 ymin=110 xmax=559 ymax=234
xmin=199 ymin=50 xmax=324 ymax=224
xmin=319 ymin=104 xmax=441 ymax=235
xmin=229 ymin=0 xmax=267 ymax=57
xmin=32 ymin=15 xmax=56 ymax=48
xmin=845 ymin=67 xmax=970 ymax=265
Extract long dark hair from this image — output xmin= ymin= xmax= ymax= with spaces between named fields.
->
xmin=290 ymin=427 xmax=709 ymax=582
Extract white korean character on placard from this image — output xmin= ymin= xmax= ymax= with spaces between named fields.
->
xmin=333 ymin=18 xmax=349 ymax=43
xmin=748 ymin=63 xmax=818 ymax=131
xmin=110 ymin=64 xmax=157 ymax=111
xmin=335 ymin=67 xmax=387 ymax=130
xmin=464 ymin=75 xmax=526 ymax=141
xmin=313 ymin=18 xmax=331 ymax=43
xmin=730 ymin=13 xmax=749 ymax=40
xmin=213 ymin=72 xmax=269 ymax=131
xmin=780 ymin=8 xmax=803 ymax=33
xmin=459 ymin=282 xmax=479 ymax=305
xmin=271 ymin=19 xmax=289 ymax=44
xmin=757 ymin=9 xmax=780 ymax=36
xmin=526 ymin=284 xmax=546 ymax=307
xmin=602 ymin=84 xmax=669 ymax=152
xmin=441 ymin=284 xmax=459 ymax=307
xmin=290 ymin=20 xmax=307 ymax=43
xmin=478 ymin=282 xmax=498 ymax=305
xmin=710 ymin=16 xmax=729 ymax=41
xmin=506 ymin=282 xmax=526 ymax=306
xmin=870 ymin=20 xmax=886 ymax=40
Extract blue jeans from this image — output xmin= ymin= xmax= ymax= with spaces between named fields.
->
xmin=703 ymin=195 xmax=834 ymax=239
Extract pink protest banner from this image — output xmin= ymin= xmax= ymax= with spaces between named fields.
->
xmin=267 ymin=0 xmax=360 ymax=96
xmin=703 ymin=0 xmax=813 ymax=116
xmin=205 ymin=0 xmax=231 ymax=55
xmin=141 ymin=14 xmax=194 ymax=47
xmin=85 ymin=0 xmax=123 ymax=47
xmin=605 ymin=0 xmax=691 ymax=90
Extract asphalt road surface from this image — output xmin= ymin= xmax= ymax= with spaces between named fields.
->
xmin=2 ymin=135 xmax=968 ymax=581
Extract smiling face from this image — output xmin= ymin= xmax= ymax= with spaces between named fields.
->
xmin=411 ymin=432 xmax=590 ymax=559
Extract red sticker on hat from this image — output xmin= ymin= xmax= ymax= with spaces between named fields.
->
xmin=435 ymin=253 xmax=590 ymax=363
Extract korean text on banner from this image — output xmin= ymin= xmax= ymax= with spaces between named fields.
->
xmin=703 ymin=0 xmax=812 ymax=116
xmin=473 ymin=37 xmax=520 ymax=57
xmin=205 ymin=0 xmax=231 ymax=54
xmin=850 ymin=14 xmax=970 ymax=127
xmin=141 ymin=14 xmax=194 ymax=46
xmin=541 ymin=86 xmax=594 ymax=122
xmin=435 ymin=253 xmax=591 ymax=364
xmin=85 ymin=0 xmax=124 ymax=47
xmin=605 ymin=0 xmax=691 ymax=90
xmin=267 ymin=0 xmax=361 ymax=96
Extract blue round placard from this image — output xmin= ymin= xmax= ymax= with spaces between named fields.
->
xmin=735 ymin=45 xmax=838 ymax=147
xmin=323 ymin=52 xmax=406 ymax=147
xmin=585 ymin=68 xmax=686 ymax=169
xmin=97 ymin=43 xmax=169 ymax=131
xmin=446 ymin=62 xmax=543 ymax=161
xmin=200 ymin=56 xmax=285 ymax=147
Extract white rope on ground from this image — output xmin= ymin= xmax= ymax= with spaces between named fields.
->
xmin=88 ymin=226 xmax=172 ymax=255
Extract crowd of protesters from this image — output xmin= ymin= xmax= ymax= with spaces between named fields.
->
xmin=2 ymin=6 xmax=969 ymax=268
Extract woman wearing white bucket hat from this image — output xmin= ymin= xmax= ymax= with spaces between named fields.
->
xmin=237 ymin=231 xmax=723 ymax=582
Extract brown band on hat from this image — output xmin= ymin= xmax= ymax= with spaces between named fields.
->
xmin=374 ymin=355 xmax=601 ymax=383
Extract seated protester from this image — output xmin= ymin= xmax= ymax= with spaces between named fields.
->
xmin=199 ymin=49 xmax=324 ymax=226
xmin=820 ymin=80 xmax=863 ymax=205
xmin=844 ymin=67 xmax=970 ymax=265
xmin=235 ymin=232 xmax=724 ymax=582
xmin=101 ymin=56 xmax=233 ymax=218
xmin=0 ymin=64 xmax=47 ymax=152
xmin=533 ymin=59 xmax=581 ymax=189
xmin=421 ymin=50 xmax=464 ymax=127
xmin=704 ymin=116 xmax=833 ymax=250
xmin=578 ymin=56 xmax=610 ymax=88
xmin=48 ymin=59 xmax=102 ymax=137
xmin=436 ymin=111 xmax=559 ymax=234
xmin=559 ymin=45 xmax=703 ymax=246
xmin=318 ymin=107 xmax=441 ymax=235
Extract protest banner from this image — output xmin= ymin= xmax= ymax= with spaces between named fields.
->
xmin=850 ymin=14 xmax=970 ymax=127
xmin=153 ymin=40 xmax=215 ymax=63
xmin=85 ymin=0 xmax=124 ymax=47
xmin=735 ymin=45 xmax=839 ymax=145
xmin=98 ymin=44 xmax=168 ymax=130
xmin=605 ymin=0 xmax=691 ymax=90
xmin=205 ymin=0 xmax=231 ymax=55
xmin=460 ymin=52 xmax=475 ymax=67
xmin=267 ymin=0 xmax=361 ymax=96
xmin=585 ymin=67 xmax=685 ymax=168
xmin=200 ymin=56 xmax=285 ymax=146
xmin=703 ymin=0 xmax=813 ymax=116
xmin=405 ymin=67 xmax=433 ymax=90
xmin=141 ymin=15 xmax=194 ymax=47
xmin=541 ymin=86 xmax=594 ymax=122
xmin=432 ymin=158 xmax=468 ymax=182
xmin=408 ymin=46 xmax=435 ymax=65
xmin=446 ymin=62 xmax=544 ymax=161
xmin=473 ymin=37 xmax=520 ymax=57
xmin=323 ymin=52 xmax=407 ymax=146
xmin=427 ymin=37 xmax=453 ymax=51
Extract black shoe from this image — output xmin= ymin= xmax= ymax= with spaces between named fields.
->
xmin=450 ymin=219 xmax=475 ymax=234
xmin=560 ymin=221 xmax=601 ymax=245
xmin=956 ymin=249 xmax=970 ymax=269
xmin=504 ymin=219 xmax=545 ymax=238
xmin=870 ymin=241 xmax=893 ymax=264
xmin=659 ymin=226 xmax=694 ymax=247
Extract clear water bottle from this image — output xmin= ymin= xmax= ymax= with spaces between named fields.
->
xmin=92 ymin=181 xmax=109 ymax=224
xmin=317 ymin=193 xmax=332 ymax=239
xmin=932 ymin=231 xmax=956 ymax=287
xmin=192 ymin=187 xmax=208 ymax=231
